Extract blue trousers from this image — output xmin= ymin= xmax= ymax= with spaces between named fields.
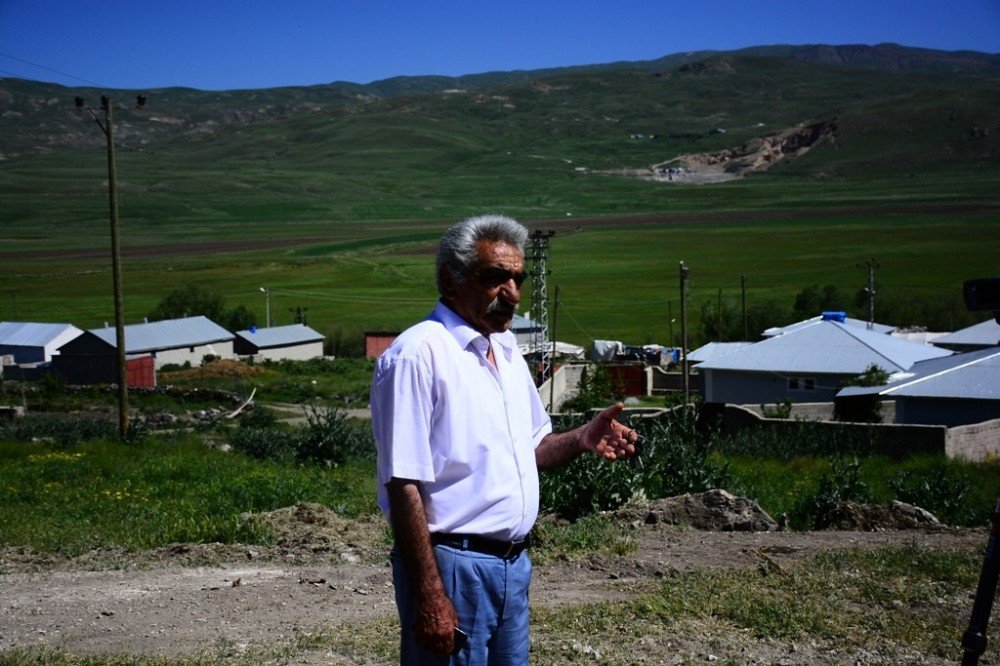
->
xmin=392 ymin=544 xmax=533 ymax=665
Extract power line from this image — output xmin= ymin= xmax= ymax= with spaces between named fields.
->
xmin=0 ymin=52 xmax=106 ymax=87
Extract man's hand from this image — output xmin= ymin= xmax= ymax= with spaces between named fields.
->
xmin=536 ymin=402 xmax=642 ymax=470
xmin=415 ymin=589 xmax=459 ymax=655
xmin=582 ymin=402 xmax=639 ymax=461
xmin=387 ymin=478 xmax=460 ymax=656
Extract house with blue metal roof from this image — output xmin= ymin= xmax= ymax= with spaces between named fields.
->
xmin=0 ymin=322 xmax=83 ymax=364
xmin=234 ymin=324 xmax=324 ymax=361
xmin=837 ymin=348 xmax=1000 ymax=427
xmin=696 ymin=314 xmax=952 ymax=405
xmin=931 ymin=318 xmax=1000 ymax=352
xmin=762 ymin=313 xmax=895 ymax=338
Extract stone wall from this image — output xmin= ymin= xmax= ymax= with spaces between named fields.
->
xmin=945 ymin=418 xmax=1000 ymax=462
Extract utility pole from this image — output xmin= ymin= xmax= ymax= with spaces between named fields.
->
xmin=741 ymin=274 xmax=748 ymax=341
xmin=75 ymin=94 xmax=146 ymax=439
xmin=679 ymin=261 xmax=690 ymax=403
xmin=858 ymin=258 xmax=880 ymax=329
xmin=528 ymin=229 xmax=556 ymax=384
xmin=549 ymin=285 xmax=559 ymax=413
xmin=667 ymin=300 xmax=674 ymax=348
xmin=260 ymin=287 xmax=271 ymax=327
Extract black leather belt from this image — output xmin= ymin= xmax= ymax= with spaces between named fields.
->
xmin=430 ymin=533 xmax=528 ymax=559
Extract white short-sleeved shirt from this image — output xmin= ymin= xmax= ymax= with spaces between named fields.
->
xmin=371 ymin=301 xmax=553 ymax=541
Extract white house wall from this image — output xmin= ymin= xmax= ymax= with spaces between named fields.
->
xmin=253 ymin=341 xmax=324 ymax=362
xmin=152 ymin=341 xmax=234 ymax=369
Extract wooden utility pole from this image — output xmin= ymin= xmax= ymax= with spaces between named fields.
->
xmin=679 ymin=261 xmax=690 ymax=402
xmin=76 ymin=93 xmax=146 ymax=438
xmin=858 ymin=258 xmax=880 ymax=330
xmin=102 ymin=96 xmax=129 ymax=438
xmin=549 ymin=285 xmax=559 ymax=413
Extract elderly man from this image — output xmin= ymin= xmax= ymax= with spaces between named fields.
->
xmin=371 ymin=214 xmax=637 ymax=664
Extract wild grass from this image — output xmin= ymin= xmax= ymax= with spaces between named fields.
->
xmin=0 ymin=434 xmax=377 ymax=556
xmin=529 ymin=544 xmax=988 ymax=664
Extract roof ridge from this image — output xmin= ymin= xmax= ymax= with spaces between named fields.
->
xmin=833 ymin=321 xmax=905 ymax=371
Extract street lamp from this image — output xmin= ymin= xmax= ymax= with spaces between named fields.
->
xmin=75 ymin=93 xmax=146 ymax=439
xmin=260 ymin=287 xmax=270 ymax=328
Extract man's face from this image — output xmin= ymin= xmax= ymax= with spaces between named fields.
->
xmin=446 ymin=240 xmax=526 ymax=337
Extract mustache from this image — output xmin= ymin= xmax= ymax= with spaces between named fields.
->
xmin=486 ymin=297 xmax=516 ymax=316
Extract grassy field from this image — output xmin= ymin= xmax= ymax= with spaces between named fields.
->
xmin=3 ymin=199 xmax=997 ymax=350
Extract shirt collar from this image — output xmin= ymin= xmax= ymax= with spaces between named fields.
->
xmin=432 ymin=300 xmax=517 ymax=357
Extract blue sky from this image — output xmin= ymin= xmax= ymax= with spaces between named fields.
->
xmin=1 ymin=0 xmax=998 ymax=91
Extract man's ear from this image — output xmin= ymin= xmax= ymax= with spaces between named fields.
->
xmin=439 ymin=265 xmax=457 ymax=299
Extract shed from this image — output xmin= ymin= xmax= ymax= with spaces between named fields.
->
xmin=66 ymin=316 xmax=234 ymax=369
xmin=366 ymin=331 xmax=400 ymax=359
xmin=837 ymin=348 xmax=1000 ymax=426
xmin=0 ymin=322 xmax=83 ymax=364
xmin=234 ymin=324 xmax=324 ymax=361
xmin=51 ymin=331 xmax=156 ymax=387
xmin=697 ymin=318 xmax=951 ymax=405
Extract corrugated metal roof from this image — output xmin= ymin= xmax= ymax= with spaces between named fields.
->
xmin=235 ymin=324 xmax=323 ymax=348
xmin=763 ymin=315 xmax=894 ymax=337
xmin=688 ymin=342 xmax=754 ymax=363
xmin=698 ymin=320 xmax=951 ymax=374
xmin=932 ymin=318 xmax=1000 ymax=347
xmin=89 ymin=316 xmax=233 ymax=352
xmin=0 ymin=322 xmax=82 ymax=347
xmin=839 ymin=348 xmax=1000 ymax=400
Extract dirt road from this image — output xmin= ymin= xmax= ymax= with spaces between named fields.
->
xmin=0 ymin=520 xmax=986 ymax=664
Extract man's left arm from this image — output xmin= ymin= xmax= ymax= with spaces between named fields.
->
xmin=535 ymin=402 xmax=638 ymax=470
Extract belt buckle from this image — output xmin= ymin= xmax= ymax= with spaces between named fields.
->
xmin=502 ymin=539 xmax=523 ymax=558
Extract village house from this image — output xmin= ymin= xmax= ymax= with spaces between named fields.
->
xmin=0 ymin=321 xmax=83 ymax=364
xmin=56 ymin=316 xmax=234 ymax=373
xmin=696 ymin=313 xmax=952 ymax=405
xmin=233 ymin=324 xmax=325 ymax=361
xmin=837 ymin=348 xmax=1000 ymax=427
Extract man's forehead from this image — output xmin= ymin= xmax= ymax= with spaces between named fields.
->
xmin=475 ymin=240 xmax=524 ymax=266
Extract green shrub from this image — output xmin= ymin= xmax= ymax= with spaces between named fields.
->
xmin=0 ymin=413 xmax=117 ymax=447
xmin=230 ymin=426 xmax=296 ymax=463
xmin=789 ymin=456 xmax=874 ymax=530
xmin=539 ymin=406 xmax=730 ymax=520
xmin=229 ymin=406 xmax=374 ymax=466
xmin=889 ymin=467 xmax=976 ymax=526
xmin=294 ymin=405 xmax=375 ymax=465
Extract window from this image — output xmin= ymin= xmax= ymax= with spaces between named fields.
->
xmin=788 ymin=377 xmax=816 ymax=391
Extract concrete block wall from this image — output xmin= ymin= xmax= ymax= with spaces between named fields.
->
xmin=945 ymin=418 xmax=1000 ymax=462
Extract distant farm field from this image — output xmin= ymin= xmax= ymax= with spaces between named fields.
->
xmin=3 ymin=187 xmax=997 ymax=350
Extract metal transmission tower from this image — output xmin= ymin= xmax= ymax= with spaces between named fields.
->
xmin=528 ymin=230 xmax=556 ymax=382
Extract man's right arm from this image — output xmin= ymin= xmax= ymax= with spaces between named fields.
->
xmin=386 ymin=477 xmax=458 ymax=656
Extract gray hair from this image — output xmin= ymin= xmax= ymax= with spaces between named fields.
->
xmin=436 ymin=214 xmax=529 ymax=294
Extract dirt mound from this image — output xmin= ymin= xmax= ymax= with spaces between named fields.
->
xmin=613 ymin=489 xmax=780 ymax=531
xmin=159 ymin=358 xmax=266 ymax=381
xmin=244 ymin=503 xmax=387 ymax=562
xmin=823 ymin=500 xmax=942 ymax=531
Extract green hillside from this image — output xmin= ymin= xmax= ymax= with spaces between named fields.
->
xmin=0 ymin=45 xmax=998 ymax=349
